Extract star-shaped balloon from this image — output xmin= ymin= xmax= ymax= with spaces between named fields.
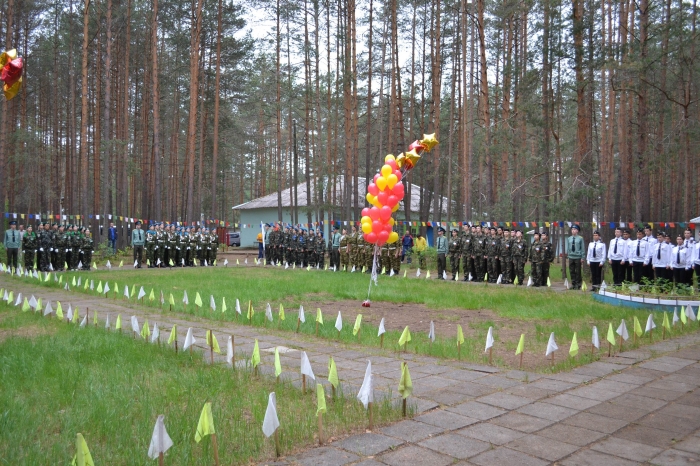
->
xmin=420 ymin=133 xmax=438 ymax=152
xmin=408 ymin=140 xmax=425 ymax=153
xmin=403 ymin=149 xmax=421 ymax=170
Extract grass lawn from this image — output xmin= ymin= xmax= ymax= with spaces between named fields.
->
xmin=10 ymin=265 xmax=699 ymax=371
xmin=0 ymin=303 xmax=403 ymax=465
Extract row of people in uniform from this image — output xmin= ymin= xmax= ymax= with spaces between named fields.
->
xmin=585 ymin=226 xmax=698 ymax=289
xmin=131 ymin=222 xmax=220 ymax=268
xmin=3 ymin=221 xmax=94 ymax=272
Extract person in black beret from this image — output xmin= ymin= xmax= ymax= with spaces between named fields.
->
xmin=566 ymin=224 xmax=585 ymax=289
xmin=586 ymin=230 xmax=606 ymax=290
xmin=3 ymin=220 xmax=20 ymax=271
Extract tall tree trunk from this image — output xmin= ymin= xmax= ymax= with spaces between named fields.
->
xmin=0 ymin=0 xmax=13 ymax=207
xmin=103 ymin=0 xmax=112 ymax=216
xmin=211 ymin=0 xmax=222 ymax=217
xmin=635 ymin=0 xmax=649 ymax=221
xmin=477 ymin=0 xmax=491 ymax=208
xmin=430 ymin=0 xmax=442 ymax=221
xmin=276 ymin=0 xmax=282 ymax=221
xmin=151 ymin=0 xmax=162 ymax=219
xmin=79 ymin=0 xmax=90 ymax=217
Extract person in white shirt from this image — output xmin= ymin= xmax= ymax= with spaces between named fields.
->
xmin=642 ymin=225 xmax=658 ymax=280
xmin=671 ymin=234 xmax=692 ymax=286
xmin=683 ymin=228 xmax=696 ymax=284
xmin=587 ymin=230 xmax=606 ymax=291
xmin=628 ymin=229 xmax=650 ymax=284
xmin=608 ymin=227 xmax=625 ymax=286
xmin=622 ymin=229 xmax=633 ymax=282
xmin=692 ymin=241 xmax=700 ymax=288
xmin=651 ymin=232 xmax=672 ymax=282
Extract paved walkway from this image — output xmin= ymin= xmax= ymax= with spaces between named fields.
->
xmin=2 ymin=275 xmax=700 ymax=466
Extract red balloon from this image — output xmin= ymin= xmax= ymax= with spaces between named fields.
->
xmin=373 ymin=174 xmax=380 ymax=183
xmin=372 ymin=220 xmax=383 ymax=233
xmin=393 ymin=169 xmax=402 ymax=181
xmin=386 ymin=160 xmax=398 ymax=171
xmin=408 ymin=140 xmax=425 ymax=152
xmin=387 ymin=195 xmax=398 ymax=207
xmin=384 ymin=223 xmax=393 ymax=232
xmin=361 ymin=208 xmax=370 ymax=218
xmin=364 ymin=232 xmax=377 ymax=243
xmin=379 ymin=206 xmax=392 ymax=221
xmin=377 ymin=191 xmax=389 ymax=206
xmin=369 ymin=207 xmax=380 ymax=220
xmin=377 ymin=230 xmax=389 ymax=243
xmin=392 ymin=182 xmax=404 ymax=196
xmin=367 ymin=183 xmax=379 ymax=196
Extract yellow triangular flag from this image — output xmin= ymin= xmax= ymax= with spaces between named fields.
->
xmin=328 ymin=356 xmax=339 ymax=388
xmin=251 ymin=339 xmax=260 ymax=368
xmin=606 ymin=323 xmax=616 ymax=346
xmin=399 ymin=326 xmax=411 ymax=347
xmin=36 ymin=298 xmax=42 ymax=312
xmin=236 ymin=259 xmax=240 ymax=265
xmin=484 ymin=272 xmax=488 ymax=282
xmin=514 ymin=275 xmax=519 ymax=285
xmin=72 ymin=433 xmax=94 ymax=466
xmin=206 ymin=330 xmax=221 ymax=353
xmin=72 ymin=308 xmax=79 ymax=324
xmin=353 ymin=314 xmax=362 ymax=336
xmin=362 ymin=266 xmax=366 ymax=273
xmin=147 ymin=258 xmax=151 ymax=266
xmin=130 ymin=284 xmax=135 ymax=298
xmin=194 ymin=402 xmax=215 ymax=443
xmin=59 ymin=275 xmax=63 ymax=284
xmin=403 ymin=270 xmax=407 ymax=278
xmin=515 ymin=334 xmax=525 ymax=355
xmin=44 ymin=273 xmax=50 ymax=283
xmin=681 ymin=306 xmax=687 ymax=324
xmin=92 ymin=262 xmax=97 ymax=270
xmin=92 ymin=310 xmax=98 ymax=325
xmin=426 ymin=270 xmax=431 ymax=279
xmin=582 ymin=281 xmax=588 ymax=291
xmin=194 ymin=292 xmax=203 ymax=307
xmin=316 ymin=308 xmax=324 ymax=324
xmin=21 ymin=298 xmax=29 ymax=312
xmin=569 ymin=332 xmax=579 ymax=357
xmin=547 ymin=277 xmax=551 ymax=287
xmin=141 ymin=319 xmax=151 ymax=339
xmin=222 ymin=297 xmax=227 ymax=313
xmin=97 ymin=281 xmax=103 ymax=293
xmin=316 ymin=383 xmax=327 ymax=416
xmin=457 ymin=324 xmax=465 ymax=345
xmin=168 ymin=325 xmax=177 ymax=344
xmin=381 ymin=266 xmax=386 ymax=275
xmin=72 ymin=276 xmax=76 ymax=287
xmin=662 ymin=312 xmax=671 ymax=331
xmin=274 ymin=347 xmax=282 ymax=377
xmin=169 ymin=258 xmax=174 ymax=267
xmin=114 ymin=282 xmax=119 ymax=294
xmin=56 ymin=302 xmax=64 ymax=320
xmin=168 ymin=293 xmax=175 ymax=306
xmin=247 ymin=301 xmax=254 ymax=320
xmin=633 ymin=316 xmax=643 ymax=337
xmin=116 ymin=314 xmax=122 ymax=330
xmin=119 ymin=260 xmax=123 ymax=267
xmin=398 ymin=362 xmax=413 ymax=399
xmin=279 ymin=304 xmax=285 ymax=320
xmin=149 ymin=289 xmax=155 ymax=302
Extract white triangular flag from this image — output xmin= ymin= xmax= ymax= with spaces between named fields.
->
xmin=223 ymin=259 xmax=229 ymax=266
xmin=49 ymin=263 xmax=54 ymax=271
xmin=136 ymin=287 xmax=145 ymax=300
xmin=645 ymin=314 xmax=656 ymax=332
xmin=44 ymin=301 xmax=53 ymax=316
xmin=378 ymin=317 xmax=386 ymax=336
xmin=469 ymin=272 xmax=473 ymax=281
xmin=64 ymin=283 xmax=70 ymax=291
xmin=428 ymin=321 xmax=435 ymax=342
xmin=104 ymin=282 xmax=110 ymax=294
xmin=151 ymin=323 xmax=160 ymax=343
xmin=210 ymin=295 xmax=216 ymax=311
xmin=183 ymin=291 xmax=189 ymax=305
xmin=77 ymin=277 xmax=81 ymax=287
xmin=390 ymin=268 xmax=395 ymax=277
xmin=134 ymin=260 xmax=138 ymax=268
xmin=564 ymin=278 xmax=570 ymax=289
xmin=485 ymin=326 xmax=494 ymax=351
xmin=335 ymin=311 xmax=343 ymax=332
xmin=79 ymin=314 xmax=87 ymax=327
xmin=527 ymin=276 xmax=533 ymax=286
xmin=357 ymin=360 xmax=373 ymax=409
xmin=105 ymin=314 xmax=110 ymax=329
xmin=266 ymin=303 xmax=273 ymax=321
xmin=442 ymin=271 xmax=447 ymax=280
xmin=66 ymin=305 xmax=73 ymax=321
xmin=616 ymin=319 xmax=629 ymax=341
xmin=156 ymin=258 xmax=161 ymax=266
xmin=33 ymin=270 xmax=38 ymax=279
xmin=106 ymin=260 xmax=112 ymax=270
xmin=14 ymin=292 xmax=22 ymax=306
xmin=29 ymin=295 xmax=37 ymax=310
xmin=285 ymin=262 xmax=289 ymax=269
xmin=416 ymin=268 xmax=421 ymax=277
xmin=351 ymin=265 xmax=356 ymax=273
xmin=235 ymin=298 xmax=241 ymax=315
xmin=300 ymin=351 xmax=315 ymax=380
xmin=160 ymin=291 xmax=165 ymax=305
xmin=204 ymin=260 xmax=208 ymax=267
xmin=182 ymin=259 xmax=185 ymax=266
xmin=496 ymin=274 xmax=502 ymax=285
xmin=592 ymin=326 xmax=600 ymax=348
xmin=3 ymin=290 xmax=8 ymax=302
xmin=601 ymin=280 xmax=608 ymax=290
xmin=131 ymin=316 xmax=140 ymax=334
xmin=147 ymin=415 xmax=174 ymax=460
xmin=673 ymin=307 xmax=679 ymax=325
xmin=183 ymin=328 xmax=195 ymax=350
xmin=262 ymin=392 xmax=280 ymax=438
xmin=299 ymin=305 xmax=306 ymax=323
xmin=226 ymin=336 xmax=234 ymax=366
xmin=123 ymin=285 xmax=130 ymax=299
xmin=545 ymin=332 xmax=558 ymax=356
xmin=686 ymin=305 xmax=697 ymax=322
xmin=78 ymin=261 xmax=83 ymax=270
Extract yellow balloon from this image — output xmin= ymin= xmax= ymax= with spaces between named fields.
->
xmin=388 ymin=218 xmax=395 ymax=226
xmin=388 ymin=232 xmax=399 ymax=244
xmin=371 ymin=197 xmax=382 ymax=208
xmin=384 ymin=154 xmax=396 ymax=162
xmin=361 ymin=215 xmax=372 ymax=225
xmin=381 ymin=164 xmax=392 ymax=178
xmin=376 ymin=176 xmax=387 ymax=191
xmin=366 ymin=193 xmax=374 ymax=204
xmin=362 ymin=222 xmax=373 ymax=234
xmin=392 ymin=204 xmax=400 ymax=212
xmin=386 ymin=173 xmax=398 ymax=189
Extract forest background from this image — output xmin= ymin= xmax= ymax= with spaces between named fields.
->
xmin=0 ymin=0 xmax=698 ymax=227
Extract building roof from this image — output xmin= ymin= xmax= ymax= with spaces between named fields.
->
xmin=232 ymin=176 xmax=450 ymax=215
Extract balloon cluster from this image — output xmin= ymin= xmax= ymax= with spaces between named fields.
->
xmin=0 ymin=49 xmax=23 ymax=101
xmin=360 ymin=133 xmax=439 ymax=247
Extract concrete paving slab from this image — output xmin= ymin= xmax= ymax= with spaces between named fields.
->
xmin=613 ymin=424 xmax=680 ymax=449
xmin=650 ymin=448 xmax=700 ymax=466
xmin=506 ymin=434 xmax=579 ymax=461
xmin=291 ymin=446 xmax=360 ymax=466
xmin=413 ymin=410 xmax=478 ymax=430
xmin=379 ymin=420 xmax=443 ymax=443
xmin=446 ymin=401 xmax=507 ymax=421
xmin=457 ymin=422 xmax=527 ymax=445
xmin=536 ymin=423 xmax=607 ymax=446
xmin=418 ymin=433 xmax=491 ymax=459
xmin=543 ymin=393 xmax=602 ymax=410
xmin=517 ymin=401 xmax=578 ymax=421
xmin=561 ymin=411 xmax=628 ymax=434
xmin=490 ymin=412 xmax=556 ymax=433
xmin=333 ymin=433 xmax=404 ymax=457
xmin=591 ymin=436 xmax=664 ymax=462
xmin=376 ymin=445 xmax=454 ymax=466
xmin=560 ymin=449 xmax=640 ymax=466
xmin=477 ymin=392 xmax=531 ymax=410
xmin=469 ymin=447 xmax=549 ymax=466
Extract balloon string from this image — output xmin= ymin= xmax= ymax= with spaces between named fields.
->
xmin=367 ymin=246 xmax=379 ymax=301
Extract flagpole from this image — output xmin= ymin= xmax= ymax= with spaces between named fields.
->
xmin=231 ymin=335 xmax=235 ymax=368
xmin=158 ymin=452 xmax=164 ymax=466
xmin=318 ymin=412 xmax=324 ymax=445
xmin=296 ymin=317 xmax=300 ymax=333
xmin=519 ymin=351 xmax=523 ymax=369
xmin=368 ymin=402 xmax=373 ymax=430
xmin=380 ymin=334 xmax=384 ymax=348
xmin=302 ymin=374 xmax=306 ymax=394
xmin=274 ymin=430 xmax=281 ymax=458
xmin=211 ymin=433 xmax=221 ymax=466
xmin=488 ymin=347 xmax=493 ymax=365
xmin=209 ymin=330 xmax=214 ymax=364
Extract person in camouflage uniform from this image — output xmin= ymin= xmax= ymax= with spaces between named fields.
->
xmin=473 ymin=225 xmax=486 ymax=281
xmin=210 ymin=227 xmax=219 ymax=264
xmin=449 ymin=229 xmax=461 ymax=280
xmin=81 ymin=228 xmax=94 ymax=270
xmin=540 ymin=231 xmax=554 ymax=286
xmin=388 ymin=238 xmax=400 ymax=274
xmin=39 ymin=223 xmax=53 ymax=271
xmin=50 ymin=223 xmax=59 ymax=270
xmin=459 ymin=225 xmax=473 ymax=281
xmin=499 ymin=229 xmax=513 ymax=284
xmin=189 ymin=227 xmax=199 ymax=266
xmin=530 ymin=232 xmax=542 ymax=286
xmin=378 ymin=242 xmax=389 ymax=273
xmin=316 ymin=230 xmax=325 ymax=268
xmin=22 ymin=225 xmax=37 ymax=270
xmin=54 ymin=224 xmax=67 ymax=271
xmin=512 ymin=229 xmax=529 ymax=285
xmin=339 ymin=228 xmax=349 ymax=270
xmin=145 ymin=224 xmax=156 ymax=267
xmin=485 ymin=227 xmax=500 ymax=283
xmin=346 ymin=226 xmax=358 ymax=270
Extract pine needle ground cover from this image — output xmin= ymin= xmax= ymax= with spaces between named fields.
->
xmin=0 ymin=304 xmax=402 ymax=465
xmin=16 ymin=266 xmax=700 ymax=371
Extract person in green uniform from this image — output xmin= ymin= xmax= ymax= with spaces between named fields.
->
xmin=486 ymin=227 xmax=500 ymax=283
xmin=449 ymin=229 xmax=461 ymax=280
xmin=81 ymin=229 xmax=94 ymax=270
xmin=459 ymin=225 xmax=473 ymax=281
xmin=473 ymin=225 xmax=486 ymax=281
xmin=210 ymin=227 xmax=219 ymax=265
xmin=530 ymin=232 xmax=542 ymax=286
xmin=21 ymin=224 xmax=37 ymax=271
xmin=347 ymin=226 xmax=358 ymax=270
xmin=132 ymin=221 xmax=145 ymax=268
xmin=511 ymin=230 xmax=528 ymax=285
xmin=499 ymin=229 xmax=513 ymax=284
xmin=145 ymin=224 xmax=156 ymax=267
xmin=565 ymin=224 xmax=585 ymax=289
xmin=188 ymin=227 xmax=198 ymax=266
xmin=3 ymin=220 xmax=21 ymax=272
xmin=436 ymin=227 xmax=448 ymax=279
xmin=540 ymin=231 xmax=554 ymax=286
xmin=54 ymin=225 xmax=67 ymax=271
xmin=388 ymin=236 xmax=400 ymax=274
xmin=339 ymin=228 xmax=349 ymax=270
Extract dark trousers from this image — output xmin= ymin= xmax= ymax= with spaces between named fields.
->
xmin=540 ymin=262 xmax=550 ymax=286
xmin=569 ymin=258 xmax=582 ymax=289
xmin=673 ymin=268 xmax=686 ymax=286
xmin=625 ymin=262 xmax=633 ymax=282
xmin=6 ymin=248 xmax=18 ymax=269
xmin=695 ymin=264 xmax=700 ymax=287
xmin=133 ymin=245 xmax=144 ymax=267
xmin=610 ymin=259 xmax=623 ymax=285
xmin=590 ymin=261 xmax=603 ymax=289
xmin=109 ymin=239 xmax=117 ymax=254
xmin=437 ymin=253 xmax=446 ymax=279
xmin=632 ymin=261 xmax=644 ymax=284
xmin=265 ymin=245 xmax=271 ymax=263
xmin=655 ymin=267 xmax=671 ymax=282
xmin=331 ymin=248 xmax=340 ymax=269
